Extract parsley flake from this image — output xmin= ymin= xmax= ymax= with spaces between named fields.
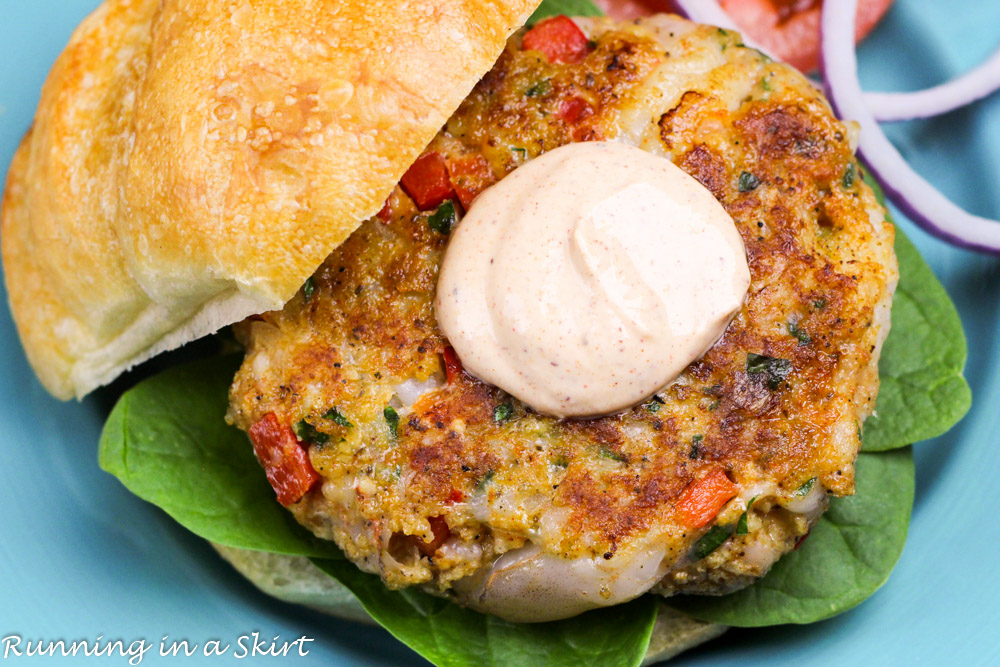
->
xmin=428 ymin=200 xmax=457 ymax=235
xmin=694 ymin=525 xmax=732 ymax=559
xmin=738 ymin=171 xmax=761 ymax=192
xmin=384 ymin=406 xmax=400 ymax=439
xmin=323 ymin=407 xmax=353 ymax=428
xmin=746 ymin=353 xmax=792 ymax=390
xmin=294 ymin=420 xmax=329 ymax=447
xmin=494 ymin=403 xmax=514 ymax=424
xmin=302 ymin=277 xmax=316 ymax=302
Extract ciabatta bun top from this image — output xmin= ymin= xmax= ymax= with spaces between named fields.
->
xmin=1 ymin=0 xmax=539 ymax=399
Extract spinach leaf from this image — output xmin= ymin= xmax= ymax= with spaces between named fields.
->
xmin=98 ymin=355 xmax=343 ymax=559
xmin=668 ymin=448 xmax=914 ymax=625
xmin=861 ymin=231 xmax=971 ymax=451
xmin=312 ymin=558 xmax=658 ymax=667
xmin=529 ymin=0 xmax=601 ymax=24
xmin=99 ymin=354 xmax=657 ymax=666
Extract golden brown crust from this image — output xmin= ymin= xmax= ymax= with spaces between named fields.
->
xmin=1 ymin=0 xmax=541 ymax=399
xmin=228 ymin=17 xmax=896 ymax=600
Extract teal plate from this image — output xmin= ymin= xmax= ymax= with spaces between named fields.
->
xmin=1 ymin=1 xmax=997 ymax=664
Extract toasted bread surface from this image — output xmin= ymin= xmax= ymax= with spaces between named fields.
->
xmin=1 ymin=0 xmax=540 ymax=399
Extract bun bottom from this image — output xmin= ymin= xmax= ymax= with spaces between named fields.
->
xmin=212 ymin=544 xmax=725 ymax=664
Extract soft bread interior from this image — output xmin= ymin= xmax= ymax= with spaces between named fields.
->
xmin=211 ymin=543 xmax=726 ymax=664
xmin=1 ymin=0 xmax=540 ymax=399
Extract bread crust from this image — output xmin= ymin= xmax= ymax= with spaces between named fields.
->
xmin=1 ymin=0 xmax=539 ymax=399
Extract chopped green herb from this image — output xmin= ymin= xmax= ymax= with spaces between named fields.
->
xmin=526 ymin=79 xmax=551 ymax=97
xmin=736 ymin=496 xmax=757 ymax=536
xmin=323 ymin=407 xmax=353 ymax=428
xmin=708 ymin=399 xmax=721 ymax=412
xmin=842 ymin=162 xmax=856 ymax=189
xmin=293 ymin=420 xmax=329 ymax=447
xmin=761 ymin=76 xmax=772 ymax=92
xmin=645 ymin=395 xmax=664 ymax=413
xmin=600 ymin=446 xmax=627 ymax=463
xmin=689 ymin=434 xmax=704 ymax=459
xmin=384 ymin=406 xmax=400 ymax=439
xmin=302 ymin=277 xmax=316 ymax=302
xmin=552 ymin=455 xmax=570 ymax=468
xmin=813 ymin=298 xmax=827 ymax=310
xmin=796 ymin=477 xmax=817 ymax=497
xmin=694 ymin=524 xmax=733 ymax=559
xmin=787 ymin=320 xmax=812 ymax=346
xmin=476 ymin=470 xmax=495 ymax=491
xmin=428 ymin=200 xmax=457 ymax=234
xmin=493 ymin=403 xmax=514 ymax=424
xmin=510 ymin=146 xmax=527 ymax=159
xmin=738 ymin=171 xmax=761 ymax=192
xmin=746 ymin=353 xmax=792 ymax=390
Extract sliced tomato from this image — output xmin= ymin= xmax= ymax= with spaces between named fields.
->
xmin=675 ymin=467 xmax=739 ymax=528
xmin=718 ymin=0 xmax=894 ymax=72
xmin=442 ymin=346 xmax=464 ymax=384
xmin=446 ymin=154 xmax=495 ymax=210
xmin=596 ymin=0 xmax=894 ymax=73
xmin=400 ymin=152 xmax=456 ymax=211
xmin=522 ymin=15 xmax=592 ymax=64
xmin=248 ymin=413 xmax=320 ymax=507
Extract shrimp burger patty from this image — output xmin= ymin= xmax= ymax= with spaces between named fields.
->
xmin=227 ymin=15 xmax=895 ymax=622
xmin=1 ymin=0 xmax=896 ymax=638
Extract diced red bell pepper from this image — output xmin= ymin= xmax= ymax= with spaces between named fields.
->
xmin=522 ymin=15 xmax=591 ymax=64
xmin=376 ymin=196 xmax=393 ymax=223
xmin=414 ymin=516 xmax=451 ymax=557
xmin=446 ymin=488 xmax=465 ymax=504
xmin=400 ymin=152 xmax=457 ymax=211
xmin=248 ymin=413 xmax=320 ymax=507
xmin=446 ymin=154 xmax=495 ymax=210
xmin=442 ymin=346 xmax=464 ymax=384
xmin=676 ymin=467 xmax=739 ymax=528
xmin=558 ymin=96 xmax=594 ymax=124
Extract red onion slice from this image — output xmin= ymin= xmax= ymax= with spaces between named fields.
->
xmin=822 ymin=0 xmax=1000 ymax=254
xmin=864 ymin=46 xmax=1000 ymax=122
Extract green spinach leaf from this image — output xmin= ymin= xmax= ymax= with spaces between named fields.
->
xmin=861 ymin=232 xmax=971 ymax=450
xmin=529 ymin=0 xmax=601 ymax=24
xmin=99 ymin=354 xmax=657 ymax=666
xmin=312 ymin=557 xmax=658 ymax=667
xmin=668 ymin=448 xmax=914 ymax=625
xmin=98 ymin=355 xmax=343 ymax=559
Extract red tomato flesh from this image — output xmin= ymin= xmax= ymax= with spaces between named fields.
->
xmin=718 ymin=0 xmax=894 ymax=72
xmin=248 ymin=413 xmax=320 ymax=507
xmin=400 ymin=152 xmax=456 ymax=211
xmin=596 ymin=0 xmax=894 ymax=73
xmin=522 ymin=15 xmax=592 ymax=64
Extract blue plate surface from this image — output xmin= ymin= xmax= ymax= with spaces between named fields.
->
xmin=1 ymin=2 xmax=997 ymax=665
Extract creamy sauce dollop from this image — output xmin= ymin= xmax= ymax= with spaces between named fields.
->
xmin=435 ymin=141 xmax=751 ymax=418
